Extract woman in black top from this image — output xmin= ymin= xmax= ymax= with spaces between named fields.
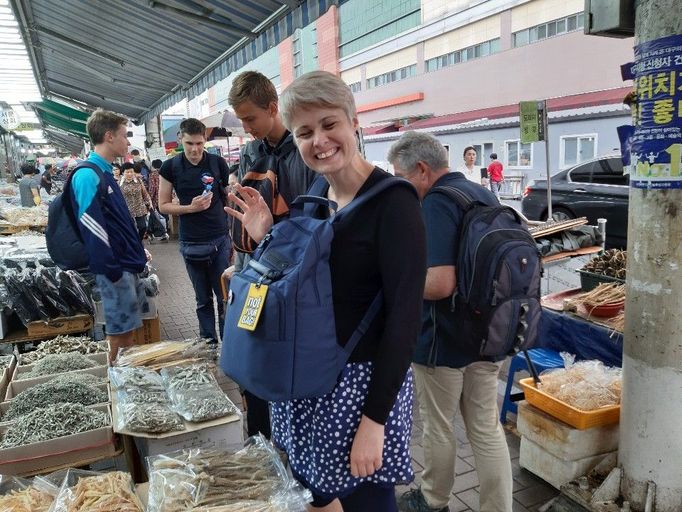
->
xmin=226 ymin=71 xmax=426 ymax=511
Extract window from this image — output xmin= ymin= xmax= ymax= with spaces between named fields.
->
xmin=512 ymin=12 xmax=585 ymax=47
xmin=366 ymin=64 xmax=416 ymax=89
xmin=472 ymin=142 xmax=494 ymax=167
xmin=425 ymin=38 xmax=500 ymax=73
xmin=560 ymin=134 xmax=597 ymax=168
xmin=293 ymin=30 xmax=302 ymax=78
xmin=568 ymin=158 xmax=627 ymax=186
xmin=348 ymin=81 xmax=361 ymax=93
xmin=505 ymin=140 xmax=533 ymax=168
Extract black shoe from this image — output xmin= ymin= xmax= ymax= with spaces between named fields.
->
xmin=397 ymin=487 xmax=449 ymax=512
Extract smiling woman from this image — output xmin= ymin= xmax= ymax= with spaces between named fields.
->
xmin=223 ymin=71 xmax=427 ymax=512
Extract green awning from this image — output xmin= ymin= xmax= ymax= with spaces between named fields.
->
xmin=33 ymin=99 xmax=89 ymax=139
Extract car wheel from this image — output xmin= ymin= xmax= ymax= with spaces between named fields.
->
xmin=549 ymin=207 xmax=575 ymax=222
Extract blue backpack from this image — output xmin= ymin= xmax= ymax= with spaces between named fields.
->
xmin=46 ymin=162 xmax=108 ymax=271
xmin=220 ymin=176 xmax=415 ymax=401
xmin=429 ymin=186 xmax=542 ymax=357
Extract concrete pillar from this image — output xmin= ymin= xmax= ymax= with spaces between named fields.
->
xmin=619 ymin=2 xmax=682 ymax=511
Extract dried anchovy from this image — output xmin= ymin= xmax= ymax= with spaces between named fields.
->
xmin=21 ymin=335 xmax=107 ymax=365
xmin=49 ymin=372 xmax=107 ymax=387
xmin=18 ymin=352 xmax=96 ymax=380
xmin=109 ymin=366 xmax=164 ymax=391
xmin=0 ymin=403 xmax=109 ymax=448
xmin=161 ymin=364 xmax=237 ymax=422
xmin=117 ymin=402 xmax=185 ymax=434
xmin=169 ymin=389 xmax=238 ymax=422
xmin=0 ymin=354 xmax=12 ymax=371
xmin=2 ymin=381 xmax=108 ymax=421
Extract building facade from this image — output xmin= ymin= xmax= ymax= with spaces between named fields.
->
xmin=188 ymin=0 xmax=633 ymax=182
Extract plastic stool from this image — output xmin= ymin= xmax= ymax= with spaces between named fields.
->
xmin=500 ymin=348 xmax=564 ymax=423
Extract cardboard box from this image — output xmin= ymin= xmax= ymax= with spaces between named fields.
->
xmin=0 ymin=355 xmax=15 ymax=403
xmin=5 ymin=365 xmax=108 ymax=400
xmin=0 ymin=404 xmax=117 ymax=476
xmin=12 ymin=352 xmax=108 ymax=382
xmin=131 ymin=316 xmax=161 ymax=345
xmin=26 ymin=314 xmax=93 ymax=338
xmin=133 ymin=411 xmax=244 ymax=458
xmin=0 ymin=384 xmax=110 ymax=423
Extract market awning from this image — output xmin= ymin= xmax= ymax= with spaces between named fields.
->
xmin=33 ymin=99 xmax=89 ymax=139
xmin=10 ymin=0 xmax=342 ymax=123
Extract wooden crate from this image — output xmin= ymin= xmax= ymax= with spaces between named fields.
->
xmin=519 ymin=378 xmax=620 ymax=430
xmin=26 ymin=314 xmax=93 ymax=338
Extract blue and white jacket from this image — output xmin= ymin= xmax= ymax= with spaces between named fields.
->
xmin=70 ymin=152 xmax=146 ymax=282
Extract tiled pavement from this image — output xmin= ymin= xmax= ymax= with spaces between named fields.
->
xmin=147 ymin=238 xmax=568 ymax=512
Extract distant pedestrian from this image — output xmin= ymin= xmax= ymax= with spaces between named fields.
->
xmin=120 ymin=162 xmax=152 ymax=240
xmin=18 ymin=163 xmax=41 ymax=207
xmin=487 ymin=153 xmax=504 ymax=199
xmin=40 ymin=163 xmax=55 ymax=194
xmin=458 ymin=146 xmax=484 ymax=186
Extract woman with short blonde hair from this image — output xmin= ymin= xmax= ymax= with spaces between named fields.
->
xmin=225 ymin=71 xmax=425 ymax=511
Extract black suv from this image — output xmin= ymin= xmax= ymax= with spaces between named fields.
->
xmin=521 ymin=155 xmax=629 ymax=248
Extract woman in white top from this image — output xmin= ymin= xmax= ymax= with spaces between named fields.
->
xmin=458 ymin=146 xmax=485 ymax=186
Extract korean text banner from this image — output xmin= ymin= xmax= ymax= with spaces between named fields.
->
xmin=630 ymin=34 xmax=682 ymax=189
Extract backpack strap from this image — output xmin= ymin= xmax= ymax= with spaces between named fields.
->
xmin=428 ymin=185 xmax=478 ymax=212
xmin=207 ymin=154 xmax=228 ymax=206
xmin=63 ymin=161 xmax=108 ymax=217
xmin=289 ymin=174 xmax=335 ymax=218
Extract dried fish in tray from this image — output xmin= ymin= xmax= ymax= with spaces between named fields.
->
xmin=0 ymin=403 xmax=109 ymax=448
xmin=1 ymin=381 xmax=108 ymax=422
xmin=0 ymin=355 xmax=12 ymax=372
xmin=161 ymin=364 xmax=238 ymax=422
xmin=51 ymin=470 xmax=143 ymax=512
xmin=21 ymin=335 xmax=107 ymax=365
xmin=18 ymin=352 xmax=97 ymax=380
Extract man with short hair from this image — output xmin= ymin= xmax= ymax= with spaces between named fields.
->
xmin=40 ymin=163 xmax=55 ymax=194
xmin=131 ymin=148 xmax=150 ymax=187
xmin=227 ymin=70 xmax=316 ymax=439
xmin=18 ymin=163 xmax=41 ymax=207
xmin=70 ymin=109 xmax=149 ymax=359
xmin=158 ymin=118 xmax=231 ymax=345
xmin=389 ymin=131 xmax=513 ymax=512
xmin=487 ymin=153 xmax=504 ymax=199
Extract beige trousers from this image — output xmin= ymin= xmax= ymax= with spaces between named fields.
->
xmin=413 ymin=361 xmax=513 ymax=512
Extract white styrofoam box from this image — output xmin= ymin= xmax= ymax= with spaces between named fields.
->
xmin=517 ymin=401 xmax=619 ymax=461
xmin=519 ymin=436 xmax=615 ymax=490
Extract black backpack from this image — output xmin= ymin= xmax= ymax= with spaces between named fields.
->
xmin=429 ymin=186 xmax=542 ymax=357
xmin=46 ymin=162 xmax=108 ymax=271
xmin=231 ymin=138 xmax=298 ymax=253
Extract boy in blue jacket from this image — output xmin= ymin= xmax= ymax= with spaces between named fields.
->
xmin=71 ymin=109 xmax=148 ymax=359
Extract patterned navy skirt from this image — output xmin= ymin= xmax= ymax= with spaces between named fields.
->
xmin=271 ymin=362 xmax=414 ymax=500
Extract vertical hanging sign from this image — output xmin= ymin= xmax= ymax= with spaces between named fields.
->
xmin=629 ymin=34 xmax=682 ymax=189
xmin=520 ymin=101 xmax=546 ymax=143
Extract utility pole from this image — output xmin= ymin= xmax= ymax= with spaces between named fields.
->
xmin=619 ymin=1 xmax=682 ymax=511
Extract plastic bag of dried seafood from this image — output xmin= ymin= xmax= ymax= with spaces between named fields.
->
xmin=146 ymin=434 xmax=311 ymax=512
xmin=48 ymin=469 xmax=143 ymax=512
xmin=0 ymin=474 xmax=57 ymax=512
xmin=56 ymin=270 xmax=94 ymax=316
xmin=109 ymin=366 xmax=165 ymax=391
xmin=538 ymin=352 xmax=622 ymax=410
xmin=114 ymin=390 xmax=185 ymax=434
xmin=160 ymin=363 xmax=238 ymax=422
xmin=113 ymin=339 xmax=215 ymax=369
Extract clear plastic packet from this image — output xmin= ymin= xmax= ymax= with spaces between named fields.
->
xmin=109 ymin=366 xmax=165 ymax=391
xmin=49 ymin=469 xmax=143 ymax=512
xmin=141 ymin=274 xmax=160 ymax=297
xmin=166 ymin=387 xmax=238 ymax=422
xmin=538 ymin=353 xmax=622 ymax=410
xmin=145 ymin=435 xmax=311 ymax=512
xmin=114 ymin=399 xmax=185 ymax=434
xmin=160 ymin=363 xmax=237 ymax=422
xmin=114 ymin=339 xmax=215 ymax=369
xmin=0 ymin=475 xmax=56 ymax=512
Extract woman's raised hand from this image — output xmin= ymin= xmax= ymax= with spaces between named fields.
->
xmin=224 ymin=184 xmax=273 ymax=244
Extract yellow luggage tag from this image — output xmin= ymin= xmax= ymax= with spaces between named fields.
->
xmin=237 ymin=283 xmax=268 ymax=331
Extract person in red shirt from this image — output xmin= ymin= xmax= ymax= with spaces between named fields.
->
xmin=487 ymin=153 xmax=504 ymax=199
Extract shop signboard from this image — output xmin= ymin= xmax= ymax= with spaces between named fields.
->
xmin=0 ymin=109 xmax=19 ymax=131
xmin=519 ymin=101 xmax=546 ymax=143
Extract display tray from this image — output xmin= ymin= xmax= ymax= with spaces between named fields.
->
xmin=0 ymin=355 xmax=15 ymax=404
xmin=578 ymin=270 xmax=625 ymax=292
xmin=4 ymin=364 xmax=108 ymax=400
xmin=0 ymin=313 xmax=94 ymax=345
xmin=11 ymin=351 xmax=108 ymax=381
xmin=519 ymin=377 xmax=620 ymax=430
xmin=0 ymin=404 xmax=117 ymax=476
xmin=541 ymin=289 xmax=624 ymax=332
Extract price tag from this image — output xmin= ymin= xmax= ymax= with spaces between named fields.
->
xmin=237 ymin=283 xmax=268 ymax=331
